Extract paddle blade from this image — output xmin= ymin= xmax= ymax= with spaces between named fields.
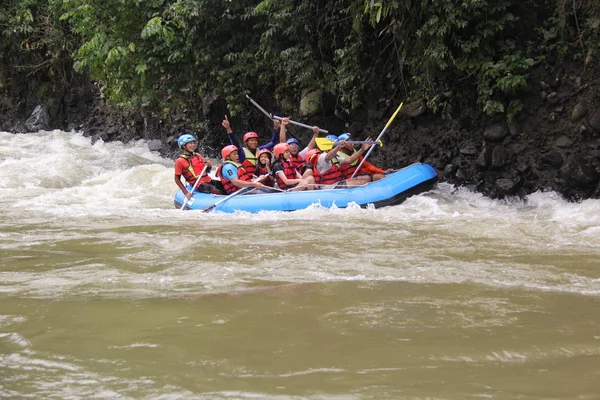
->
xmin=316 ymin=137 xmax=334 ymax=150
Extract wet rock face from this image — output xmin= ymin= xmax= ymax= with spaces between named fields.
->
xmin=2 ymin=61 xmax=600 ymax=202
xmin=561 ymin=156 xmax=599 ymax=187
xmin=24 ymin=105 xmax=50 ymax=132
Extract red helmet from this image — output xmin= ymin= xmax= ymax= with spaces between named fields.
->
xmin=257 ymin=149 xmax=272 ymax=159
xmin=274 ymin=143 xmax=290 ymax=158
xmin=243 ymin=132 xmax=259 ymax=142
xmin=221 ymin=145 xmax=238 ymax=160
xmin=305 ymin=149 xmax=321 ymax=164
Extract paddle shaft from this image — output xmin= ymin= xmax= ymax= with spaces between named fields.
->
xmin=201 ymin=186 xmax=249 ymax=213
xmin=350 ymin=102 xmax=403 ymax=179
xmin=246 ymin=95 xmax=328 ymax=134
xmin=335 ymin=141 xmax=380 ymax=145
xmin=201 ymin=173 xmax=268 ymax=212
xmin=180 ymin=165 xmax=208 ymax=210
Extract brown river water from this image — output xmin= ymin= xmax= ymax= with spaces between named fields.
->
xmin=1 ymin=131 xmax=599 ymax=399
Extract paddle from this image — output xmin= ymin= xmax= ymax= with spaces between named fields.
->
xmin=246 ymin=95 xmax=329 ymax=134
xmin=201 ymin=186 xmax=250 ymax=213
xmin=315 ymin=138 xmax=383 ymax=151
xmin=350 ymin=102 xmax=403 ymax=179
xmin=180 ymin=165 xmax=208 ymax=210
xmin=201 ymin=173 xmax=269 ymax=212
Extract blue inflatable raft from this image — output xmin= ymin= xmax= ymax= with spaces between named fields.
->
xmin=174 ymin=163 xmax=438 ymax=213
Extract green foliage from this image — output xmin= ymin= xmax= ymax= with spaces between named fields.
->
xmin=1 ymin=0 xmax=75 ymax=95
xmin=2 ymin=0 xmax=599 ymax=120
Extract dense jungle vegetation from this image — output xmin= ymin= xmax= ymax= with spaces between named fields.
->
xmin=1 ymin=0 xmax=599 ymax=122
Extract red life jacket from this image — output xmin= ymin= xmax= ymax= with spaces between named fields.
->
xmin=254 ymin=164 xmax=274 ymax=187
xmin=273 ymin=159 xmax=298 ymax=190
xmin=313 ymin=157 xmax=344 ymax=185
xmin=178 ymin=153 xmax=211 ymax=185
xmin=338 ymin=151 xmax=364 ymax=178
xmin=241 ymin=147 xmax=258 ymax=177
xmin=289 ymin=153 xmax=305 ymax=173
xmin=216 ymin=161 xmax=242 ymax=194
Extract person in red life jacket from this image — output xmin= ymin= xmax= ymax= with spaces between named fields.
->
xmin=254 ymin=149 xmax=275 ymax=187
xmin=304 ymin=136 xmax=373 ymax=189
xmin=276 ymin=117 xmax=319 ymax=180
xmin=334 ymin=133 xmax=393 ymax=182
xmin=215 ymin=145 xmax=266 ymax=194
xmin=174 ymin=134 xmax=223 ymax=200
xmin=272 ymin=143 xmax=315 ymax=191
xmin=221 ymin=115 xmax=280 ymax=178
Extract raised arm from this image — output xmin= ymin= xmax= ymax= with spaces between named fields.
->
xmin=340 ymin=138 xmax=374 ymax=165
xmin=259 ymin=120 xmax=281 ymax=150
xmin=325 ymin=141 xmax=344 ymax=162
xmin=222 ymin=115 xmax=245 ymax=163
xmin=299 ymin=125 xmax=320 ymax=159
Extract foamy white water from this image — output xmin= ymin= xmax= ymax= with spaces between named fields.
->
xmin=1 ymin=130 xmax=599 ymax=399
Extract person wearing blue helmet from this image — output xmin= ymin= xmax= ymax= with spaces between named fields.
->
xmin=334 ymin=132 xmax=392 ymax=182
xmin=174 ymin=133 xmax=223 ymax=199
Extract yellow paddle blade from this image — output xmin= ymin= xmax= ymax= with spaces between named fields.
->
xmin=315 ymin=137 xmax=334 ymax=150
xmin=385 ymin=102 xmax=404 ymax=128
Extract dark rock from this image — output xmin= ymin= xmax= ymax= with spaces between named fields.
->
xmin=459 ymin=142 xmax=478 ymax=155
xmin=496 ymin=178 xmax=519 ymax=195
xmin=507 ymin=120 xmax=520 ymax=136
xmin=24 ymin=105 xmax=50 ymax=132
xmin=542 ymin=151 xmax=563 ymax=167
xmin=455 ymin=168 xmax=469 ymax=181
xmin=400 ymin=100 xmax=426 ymax=118
xmin=555 ymin=136 xmax=573 ymax=148
xmin=560 ymin=156 xmax=599 ymax=187
xmin=147 ymin=139 xmax=163 ymax=151
xmin=477 ymin=146 xmax=493 ymax=168
xmin=348 ymin=121 xmax=366 ymax=135
xmin=443 ymin=164 xmax=454 ymax=176
xmin=589 ymin=109 xmax=600 ymax=131
xmin=516 ymin=162 xmax=530 ymax=173
xmin=483 ymin=124 xmax=508 ymax=142
xmin=201 ymin=94 xmax=220 ymax=118
xmin=491 ymin=145 xmax=511 ymax=168
xmin=546 ymin=92 xmax=559 ymax=104
xmin=571 ymin=102 xmax=587 ymax=122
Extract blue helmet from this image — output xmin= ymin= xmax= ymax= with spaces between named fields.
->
xmin=286 ymin=138 xmax=300 ymax=145
xmin=337 ymin=133 xmax=351 ymax=142
xmin=177 ymin=134 xmax=196 ymax=149
xmin=326 ymin=134 xmax=339 ymax=143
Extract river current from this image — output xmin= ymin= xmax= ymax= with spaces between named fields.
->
xmin=1 ymin=130 xmax=599 ymax=399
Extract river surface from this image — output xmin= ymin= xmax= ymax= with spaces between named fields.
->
xmin=1 ymin=130 xmax=599 ymax=399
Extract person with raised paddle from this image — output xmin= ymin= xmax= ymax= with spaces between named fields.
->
xmin=334 ymin=133 xmax=392 ymax=183
xmin=174 ymin=133 xmax=223 ymax=201
xmin=221 ymin=115 xmax=280 ymax=178
xmin=272 ymin=143 xmax=315 ymax=191
xmin=278 ymin=117 xmax=319 ymax=162
xmin=277 ymin=117 xmax=318 ymax=179
xmin=304 ymin=136 xmax=374 ymax=189
xmin=215 ymin=145 xmax=267 ymax=195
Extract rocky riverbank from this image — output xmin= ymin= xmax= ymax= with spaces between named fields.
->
xmin=2 ymin=65 xmax=599 ymax=201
